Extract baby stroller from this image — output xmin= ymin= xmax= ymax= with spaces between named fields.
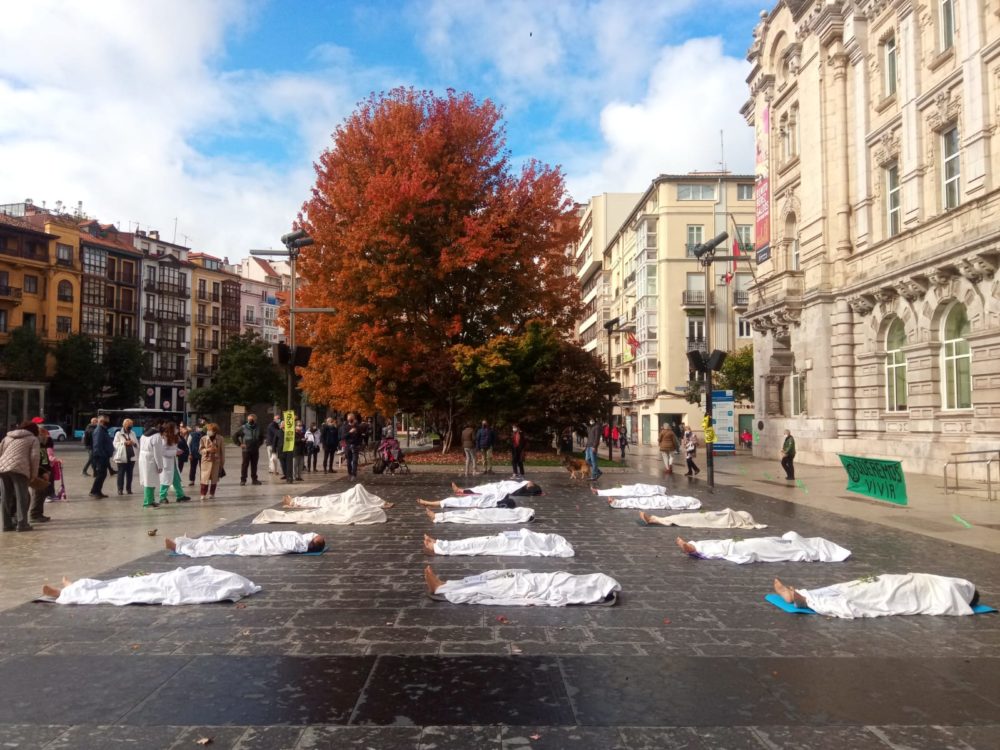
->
xmin=374 ymin=437 xmax=409 ymax=475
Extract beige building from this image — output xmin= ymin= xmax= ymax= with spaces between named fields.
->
xmin=575 ymin=194 xmax=642 ymax=358
xmin=188 ymin=253 xmax=241 ymax=389
xmin=743 ymin=0 xmax=1000 ymax=474
xmin=603 ymin=174 xmax=757 ymax=446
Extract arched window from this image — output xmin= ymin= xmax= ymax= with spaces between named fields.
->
xmin=57 ymin=280 xmax=73 ymax=302
xmin=885 ymin=319 xmax=907 ymax=411
xmin=942 ymin=304 xmax=971 ymax=409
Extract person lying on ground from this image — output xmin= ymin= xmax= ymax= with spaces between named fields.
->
xmin=166 ymin=531 xmax=326 ymax=557
xmin=425 ymin=507 xmax=535 ymax=524
xmin=417 ymin=493 xmax=518 ymax=509
xmin=424 ymin=566 xmax=619 ymax=606
xmin=281 ymin=484 xmax=393 ymax=509
xmin=450 ymin=479 xmax=542 ymax=497
xmin=605 ymin=494 xmax=701 ymax=510
xmin=591 ymin=483 xmax=667 ymax=497
xmin=41 ymin=565 xmax=260 ymax=605
xmin=253 ymin=484 xmax=390 ymax=525
xmin=675 ymin=530 xmax=850 ymax=564
xmin=773 ymin=573 xmax=981 ymax=619
xmin=423 ymin=529 xmax=574 ymax=557
xmin=638 ymin=508 xmax=767 ymax=529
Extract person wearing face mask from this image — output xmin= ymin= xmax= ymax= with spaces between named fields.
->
xmin=234 ymin=413 xmax=263 ymax=487
xmin=198 ymin=423 xmax=226 ymax=500
xmin=510 ymin=424 xmax=527 ymax=480
xmin=341 ymin=412 xmax=363 ymax=480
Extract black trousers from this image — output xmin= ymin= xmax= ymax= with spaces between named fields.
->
xmin=685 ymin=456 xmax=700 ymax=475
xmin=323 ymin=446 xmax=337 ymax=472
xmin=116 ymin=461 xmax=135 ymax=493
xmin=188 ymin=456 xmax=200 ymax=483
xmin=241 ymin=448 xmax=260 ymax=482
xmin=89 ymin=456 xmax=110 ymax=495
xmin=345 ymin=445 xmax=359 ymax=477
xmin=781 ymin=455 xmax=795 ymax=480
xmin=512 ymin=449 xmax=525 ymax=476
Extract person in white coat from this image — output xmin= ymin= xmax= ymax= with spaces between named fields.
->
xmin=158 ymin=421 xmax=189 ymax=503
xmin=137 ymin=420 xmax=165 ymax=509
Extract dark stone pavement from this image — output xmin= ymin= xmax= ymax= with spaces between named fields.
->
xmin=0 ymin=470 xmax=998 ymax=748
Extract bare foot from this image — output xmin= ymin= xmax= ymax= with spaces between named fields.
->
xmin=42 ymin=584 xmax=61 ymax=598
xmin=282 ymin=495 xmax=294 ymax=507
xmin=639 ymin=511 xmax=655 ymax=525
xmin=425 ymin=509 xmax=437 ymax=522
xmin=165 ymin=538 xmax=177 ymax=552
xmin=62 ymin=576 xmax=72 ymax=587
xmin=450 ymin=482 xmax=464 ymax=495
xmin=416 ymin=499 xmax=436 ymax=507
xmin=590 ymin=486 xmax=599 ymax=495
xmin=423 ymin=534 xmax=436 ymax=555
xmin=773 ymin=578 xmax=806 ymax=607
xmin=382 ymin=502 xmax=394 ymax=509
xmin=424 ymin=565 xmax=444 ymax=593
xmin=607 ymin=498 xmax=614 ymax=505
xmin=675 ymin=537 xmax=696 ymax=555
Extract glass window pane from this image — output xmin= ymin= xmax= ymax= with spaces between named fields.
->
xmin=957 ymin=356 xmax=971 ymax=408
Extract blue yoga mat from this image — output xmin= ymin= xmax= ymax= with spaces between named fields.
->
xmin=168 ymin=549 xmax=326 ymax=557
xmin=765 ymin=592 xmax=996 ymax=615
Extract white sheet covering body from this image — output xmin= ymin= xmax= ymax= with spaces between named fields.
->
xmin=689 ymin=531 xmax=850 ymax=564
xmin=174 ymin=532 xmax=318 ymax=557
xmin=255 ymin=484 xmax=387 ymax=525
xmin=596 ymin=483 xmax=666 ymax=497
xmin=647 ymin=508 xmax=766 ymax=529
xmin=437 ymin=569 xmax=619 ymax=606
xmin=54 ymin=566 xmax=260 ymax=606
xmin=800 ymin=573 xmax=977 ymax=619
xmin=433 ymin=529 xmax=574 ymax=557
xmin=440 ymin=495 xmax=512 ymax=509
xmin=609 ymin=495 xmax=701 ymax=510
xmin=465 ymin=480 xmax=529 ymax=497
xmin=432 ymin=507 xmax=535 ymax=524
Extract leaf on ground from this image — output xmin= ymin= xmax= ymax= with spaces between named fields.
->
xmin=495 ymin=615 xmax=509 ymax=624
xmin=662 ymin=618 xmax=671 ymax=625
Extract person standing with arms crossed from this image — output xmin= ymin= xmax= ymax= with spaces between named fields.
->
xmin=341 ymin=412 xmax=363 ymax=481
xmin=235 ymin=413 xmax=263 ymax=486
xmin=475 ymin=420 xmax=496 ymax=475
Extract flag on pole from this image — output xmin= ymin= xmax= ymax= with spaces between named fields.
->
xmin=627 ymin=332 xmax=641 ymax=357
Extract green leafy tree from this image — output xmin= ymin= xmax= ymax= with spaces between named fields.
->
xmin=0 ymin=325 xmax=47 ymax=380
xmin=52 ymin=333 xmax=103 ymax=421
xmin=201 ymin=332 xmax=283 ymax=411
xmin=102 ymin=336 xmax=145 ymax=408
xmin=717 ymin=345 xmax=754 ymax=403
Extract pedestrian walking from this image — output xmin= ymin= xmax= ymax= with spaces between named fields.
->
xmin=199 ymin=423 xmax=226 ymax=500
xmin=781 ymin=429 xmax=796 ymax=481
xmin=461 ymin=423 xmax=477 ymax=477
xmin=234 ymin=413 xmax=263 ymax=486
xmin=113 ymin=418 xmax=138 ymax=495
xmin=89 ymin=415 xmax=114 ymax=499
xmin=176 ymin=426 xmax=190 ymax=476
xmin=585 ymin=418 xmax=602 ymax=481
xmin=81 ymin=416 xmax=98 ymax=476
xmin=29 ymin=426 xmax=54 ymax=524
xmin=658 ymin=424 xmax=679 ymax=475
xmin=138 ymin=420 xmax=164 ymax=509
xmin=320 ymin=417 xmax=339 ymax=473
xmin=619 ymin=423 xmax=628 ymax=461
xmin=510 ymin=424 xmax=526 ymax=479
xmin=187 ymin=423 xmax=203 ymax=486
xmin=159 ymin=422 xmax=189 ymax=503
xmin=683 ymin=427 xmax=700 ymax=477
xmin=0 ymin=421 xmax=40 ymax=532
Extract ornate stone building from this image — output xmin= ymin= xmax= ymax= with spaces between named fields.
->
xmin=743 ymin=0 xmax=1000 ymax=474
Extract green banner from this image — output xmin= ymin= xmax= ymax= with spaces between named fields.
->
xmin=282 ymin=410 xmax=296 ymax=453
xmin=838 ymin=454 xmax=908 ymax=505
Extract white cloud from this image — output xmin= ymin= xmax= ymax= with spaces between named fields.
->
xmin=0 ymin=0 xmax=357 ymax=259
xmin=567 ymin=37 xmax=755 ymax=200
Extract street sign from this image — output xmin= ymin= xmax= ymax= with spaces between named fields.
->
xmin=711 ymin=390 xmax=735 ymax=454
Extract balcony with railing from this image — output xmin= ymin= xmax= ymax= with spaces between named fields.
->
xmin=196 ymin=289 xmax=221 ymax=302
xmin=57 ymin=292 xmax=73 ymax=303
xmin=0 ymin=243 xmax=48 ymax=263
xmin=733 ymin=289 xmax=749 ymax=308
xmin=681 ymin=290 xmax=713 ymax=309
xmin=157 ymin=339 xmax=187 ymax=353
xmin=686 ymin=337 xmax=708 ymax=354
xmin=112 ymin=271 xmax=136 ymax=286
xmin=195 ymin=364 xmax=217 ymax=376
xmin=112 ymin=299 xmax=137 ymax=314
xmin=617 ymin=387 xmax=635 ymax=403
xmin=56 ymin=256 xmax=74 ymax=268
xmin=143 ymin=336 xmax=156 ymax=349
xmin=243 ymin=315 xmax=260 ymax=326
xmin=143 ymin=279 xmax=190 ymax=298
xmin=194 ymin=339 xmax=209 ymax=351
xmin=636 ymin=382 xmax=658 ymax=401
xmin=152 ymin=367 xmax=185 ymax=381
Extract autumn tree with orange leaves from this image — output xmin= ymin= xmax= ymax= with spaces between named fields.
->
xmin=296 ymin=87 xmax=581 ymax=424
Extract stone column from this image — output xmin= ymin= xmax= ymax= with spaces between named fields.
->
xmin=958 ymin=0 xmax=990 ymax=197
xmin=831 ymin=298 xmax=857 ymax=438
xmin=829 ymin=44 xmax=853 ymax=263
xmin=898 ymin=2 xmax=923 ymax=228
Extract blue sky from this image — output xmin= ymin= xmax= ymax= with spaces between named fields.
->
xmin=1 ymin=0 xmax=762 ymax=258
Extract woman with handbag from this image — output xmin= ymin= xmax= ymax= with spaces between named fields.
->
xmin=0 ymin=421 xmax=41 ymax=532
xmin=113 ymin=418 xmax=138 ymax=495
xmin=199 ymin=423 xmax=226 ymax=501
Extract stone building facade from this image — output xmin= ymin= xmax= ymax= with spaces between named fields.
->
xmin=743 ymin=0 xmax=1000 ymax=475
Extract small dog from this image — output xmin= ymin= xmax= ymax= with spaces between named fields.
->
xmin=562 ymin=455 xmax=589 ymax=480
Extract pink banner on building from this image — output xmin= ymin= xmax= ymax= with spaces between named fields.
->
xmin=754 ymin=105 xmax=771 ymax=263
